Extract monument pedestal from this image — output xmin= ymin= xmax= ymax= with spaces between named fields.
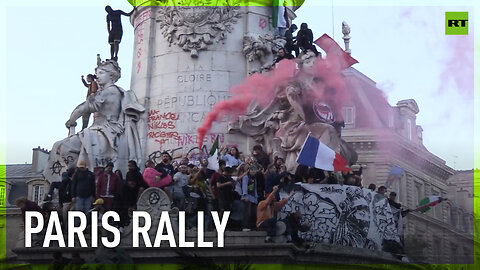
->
xmin=130 ymin=6 xmax=279 ymax=161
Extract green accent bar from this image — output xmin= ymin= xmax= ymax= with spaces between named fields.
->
xmin=127 ymin=0 xmax=305 ymax=7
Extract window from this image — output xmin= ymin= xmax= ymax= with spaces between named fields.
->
xmin=407 ymin=119 xmax=412 ymax=140
xmin=434 ymin=239 xmax=442 ymax=259
xmin=432 ymin=190 xmax=442 ymax=219
xmin=33 ymin=185 xmax=44 ymax=205
xmin=344 ymin=107 xmax=355 ymax=125
xmin=450 ymin=208 xmax=457 ymax=227
xmin=450 ymin=243 xmax=458 ymax=263
xmin=457 ymin=210 xmax=464 ymax=230
xmin=415 ymin=183 xmax=423 ymax=205
xmin=388 ymin=112 xmax=394 ymax=128
xmin=463 ymin=214 xmax=469 ymax=232
xmin=417 ymin=126 xmax=423 ymax=140
xmin=0 ymin=187 xmax=5 ymax=206
xmin=444 ymin=205 xmax=451 ymax=224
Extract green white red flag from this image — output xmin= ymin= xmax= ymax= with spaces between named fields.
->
xmin=414 ymin=196 xmax=446 ymax=213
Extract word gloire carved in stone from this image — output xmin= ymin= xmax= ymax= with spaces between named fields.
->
xmin=25 ymin=211 xmax=230 ymax=248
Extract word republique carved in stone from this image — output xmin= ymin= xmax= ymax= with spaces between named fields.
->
xmin=24 ymin=211 xmax=230 ymax=248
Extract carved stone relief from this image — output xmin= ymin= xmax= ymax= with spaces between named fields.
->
xmin=157 ymin=6 xmax=242 ymax=57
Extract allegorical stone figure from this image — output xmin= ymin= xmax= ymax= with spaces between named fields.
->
xmin=105 ymin=5 xmax=135 ymax=61
xmin=232 ymin=52 xmax=357 ymax=172
xmin=44 ymin=58 xmax=145 ymax=183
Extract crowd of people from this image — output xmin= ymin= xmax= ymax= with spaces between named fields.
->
xmin=15 ymin=143 xmax=407 ymax=246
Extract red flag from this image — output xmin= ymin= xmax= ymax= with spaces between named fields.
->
xmin=314 ymin=34 xmax=358 ymax=69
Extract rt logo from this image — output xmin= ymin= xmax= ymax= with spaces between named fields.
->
xmin=445 ymin=12 xmax=468 ymax=35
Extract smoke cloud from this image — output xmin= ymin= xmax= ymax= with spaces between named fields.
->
xmin=197 ymin=50 xmax=354 ymax=149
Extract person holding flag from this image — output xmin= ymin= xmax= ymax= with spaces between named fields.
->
xmin=207 ymin=135 xmax=221 ymax=172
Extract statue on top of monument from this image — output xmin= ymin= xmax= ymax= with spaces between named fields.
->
xmin=44 ymin=57 xmax=145 ymax=183
xmin=105 ymin=5 xmax=135 ymax=61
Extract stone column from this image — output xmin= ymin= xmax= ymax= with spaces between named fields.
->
xmin=129 ymin=5 xmax=277 ymax=161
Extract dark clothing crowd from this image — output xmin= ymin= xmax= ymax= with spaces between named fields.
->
xmin=271 ymin=22 xmax=321 ymax=68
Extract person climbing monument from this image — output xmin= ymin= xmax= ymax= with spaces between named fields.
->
xmin=105 ymin=5 xmax=135 ymax=61
xmin=80 ymin=74 xmax=98 ymax=130
xmin=297 ymin=23 xmax=319 ymax=56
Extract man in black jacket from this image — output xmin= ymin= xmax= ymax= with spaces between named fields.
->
xmin=71 ymin=161 xmax=95 ymax=224
xmin=155 ymin=152 xmax=176 ymax=177
xmin=252 ymin=145 xmax=270 ymax=171
xmin=284 ymin=24 xmax=299 ymax=57
xmin=44 ymin=167 xmax=75 ymax=204
xmin=297 ymin=23 xmax=319 ymax=56
xmin=126 ymin=160 xmax=149 ymax=194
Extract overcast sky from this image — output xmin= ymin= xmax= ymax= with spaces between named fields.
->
xmin=0 ymin=0 xmax=478 ymax=170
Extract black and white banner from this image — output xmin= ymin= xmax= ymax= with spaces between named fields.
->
xmin=279 ymin=184 xmax=401 ymax=250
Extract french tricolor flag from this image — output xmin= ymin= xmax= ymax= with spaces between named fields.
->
xmin=296 ymin=134 xmax=351 ymax=172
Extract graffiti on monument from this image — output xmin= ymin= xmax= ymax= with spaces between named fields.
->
xmin=258 ymin=17 xmax=267 ymax=30
xmin=148 ymin=144 xmax=210 ymax=165
xmin=279 ymin=184 xmax=400 ymax=251
xmin=50 ymin=161 xmax=64 ymax=175
xmin=62 ymin=156 xmax=75 ymax=166
xmin=94 ymin=157 xmax=113 ymax=168
xmin=134 ymin=9 xmax=152 ymax=74
xmin=147 ymin=109 xmax=180 ymax=146
xmin=177 ymin=133 xmax=225 ymax=147
xmin=147 ymin=105 xmax=226 ymax=147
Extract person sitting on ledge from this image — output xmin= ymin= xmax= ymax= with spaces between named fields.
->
xmin=256 ymin=185 xmax=294 ymax=243
xmin=143 ymin=160 xmax=173 ymax=201
xmin=296 ymin=23 xmax=320 ymax=56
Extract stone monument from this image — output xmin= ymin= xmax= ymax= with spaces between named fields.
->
xmin=129 ymin=3 xmax=300 ymax=163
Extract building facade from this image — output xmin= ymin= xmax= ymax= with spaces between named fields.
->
xmin=340 ymin=67 xmax=476 ymax=263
